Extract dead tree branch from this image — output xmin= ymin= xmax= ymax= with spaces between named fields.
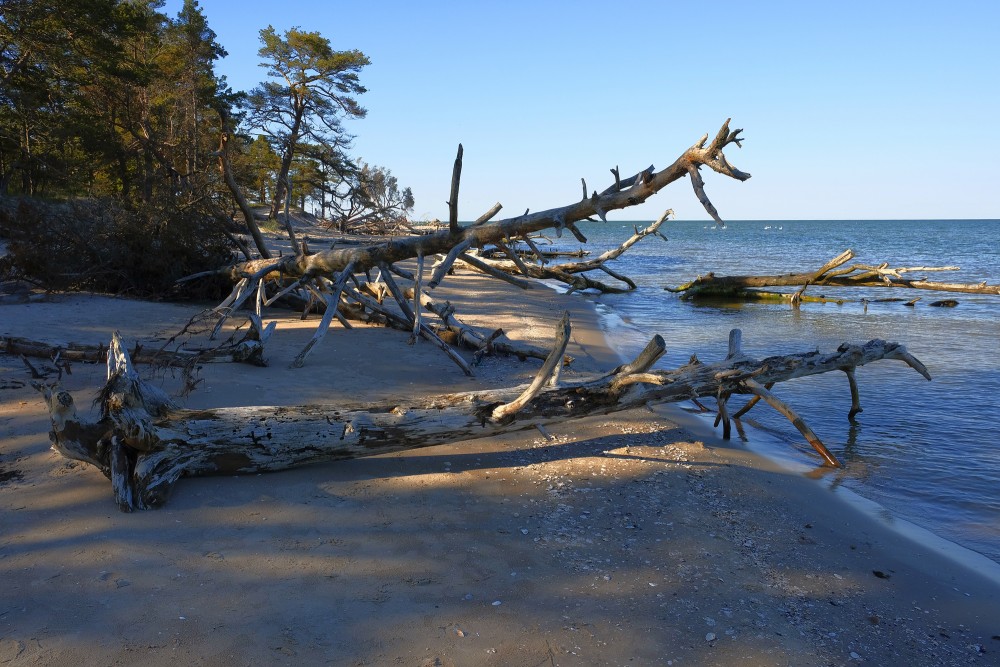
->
xmin=184 ymin=120 xmax=750 ymax=367
xmin=37 ymin=325 xmax=928 ymax=511
xmin=464 ymin=210 xmax=674 ymax=294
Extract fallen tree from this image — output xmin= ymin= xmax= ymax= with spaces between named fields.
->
xmin=668 ymin=249 xmax=1000 ymax=303
xmin=36 ymin=325 xmax=930 ymax=511
xmin=13 ymin=120 xmax=934 ymax=511
xmin=183 ymin=120 xmax=750 ymax=369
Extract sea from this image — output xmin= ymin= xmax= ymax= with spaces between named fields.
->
xmin=555 ymin=218 xmax=1000 ymax=565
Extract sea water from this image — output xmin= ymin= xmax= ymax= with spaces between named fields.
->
xmin=555 ymin=218 xmax=1000 ymax=564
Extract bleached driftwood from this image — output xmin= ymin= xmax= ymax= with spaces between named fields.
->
xmin=186 ymin=121 xmax=750 ymax=367
xmin=463 ymin=210 xmax=673 ymax=294
xmin=1 ymin=314 xmax=273 ymax=368
xmin=36 ymin=323 xmax=930 ymax=511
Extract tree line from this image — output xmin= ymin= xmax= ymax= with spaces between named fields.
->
xmin=0 ymin=0 xmax=414 ymax=261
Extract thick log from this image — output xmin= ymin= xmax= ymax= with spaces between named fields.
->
xmin=670 ymin=249 xmax=1000 ymax=299
xmin=38 ymin=327 xmax=929 ymax=511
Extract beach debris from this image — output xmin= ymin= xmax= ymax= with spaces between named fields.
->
xmin=2 ymin=317 xmax=272 ymax=369
xmin=668 ymin=249 xmax=1000 ymax=303
xmin=174 ymin=120 xmax=750 ymax=370
xmin=462 ymin=211 xmax=673 ymax=296
xmin=34 ymin=319 xmax=930 ymax=511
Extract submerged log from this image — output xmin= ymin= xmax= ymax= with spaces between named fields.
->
xmin=37 ymin=324 xmax=930 ymax=511
xmin=669 ymin=249 xmax=1000 ymax=300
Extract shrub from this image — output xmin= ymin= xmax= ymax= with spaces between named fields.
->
xmin=0 ymin=196 xmax=237 ymax=299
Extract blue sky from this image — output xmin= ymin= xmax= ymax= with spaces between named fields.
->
xmin=169 ymin=1 xmax=998 ymax=221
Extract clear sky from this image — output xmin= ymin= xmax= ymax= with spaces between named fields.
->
xmin=166 ymin=1 xmax=999 ymax=222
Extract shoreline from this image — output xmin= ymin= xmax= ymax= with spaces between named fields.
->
xmin=582 ymin=275 xmax=1000 ymax=578
xmin=665 ymin=403 xmax=1000 ymax=584
xmin=2 ymin=267 xmax=1000 ymax=665
xmin=667 ymin=400 xmax=1000 ymax=585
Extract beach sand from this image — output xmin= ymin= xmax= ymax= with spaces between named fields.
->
xmin=2 ymin=255 xmax=1000 ymax=665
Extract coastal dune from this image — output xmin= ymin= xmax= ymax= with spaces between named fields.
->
xmin=1 ymin=270 xmax=999 ymax=666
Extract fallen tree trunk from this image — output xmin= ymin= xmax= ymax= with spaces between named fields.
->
xmin=1 ymin=315 xmax=272 ymax=368
xmin=185 ymin=120 xmax=750 ymax=367
xmin=669 ymin=249 xmax=1000 ymax=300
xmin=37 ymin=325 xmax=930 ymax=511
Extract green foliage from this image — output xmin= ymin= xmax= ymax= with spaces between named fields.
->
xmin=238 ymin=135 xmax=282 ymax=203
xmin=247 ymin=26 xmax=370 ymax=217
xmin=0 ymin=0 xmax=417 ymax=305
xmin=0 ymin=0 xmax=231 ymax=203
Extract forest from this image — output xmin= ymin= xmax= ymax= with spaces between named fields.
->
xmin=1 ymin=0 xmax=414 ymax=295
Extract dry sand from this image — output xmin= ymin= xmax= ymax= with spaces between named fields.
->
xmin=2 ymin=252 xmax=1000 ymax=666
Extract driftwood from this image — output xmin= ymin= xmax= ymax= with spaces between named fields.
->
xmin=669 ymin=249 xmax=1000 ymax=302
xmin=184 ymin=121 xmax=750 ymax=368
xmin=36 ymin=324 xmax=930 ymax=511
xmin=463 ymin=210 xmax=673 ymax=294
xmin=1 ymin=315 xmax=273 ymax=368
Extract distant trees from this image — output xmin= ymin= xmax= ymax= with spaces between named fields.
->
xmin=0 ymin=0 xmax=230 ymax=204
xmin=330 ymin=161 xmax=415 ymax=233
xmin=0 ymin=0 xmax=143 ymax=196
xmin=241 ymin=135 xmax=281 ymax=204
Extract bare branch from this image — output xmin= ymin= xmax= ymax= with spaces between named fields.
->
xmin=448 ymin=143 xmax=463 ymax=233
xmin=291 ymin=262 xmax=355 ymax=368
xmin=492 ymin=312 xmax=571 ymax=421
xmin=688 ymin=166 xmax=726 ymax=228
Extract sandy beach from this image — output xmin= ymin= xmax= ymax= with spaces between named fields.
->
xmin=2 ymin=248 xmax=1000 ymax=666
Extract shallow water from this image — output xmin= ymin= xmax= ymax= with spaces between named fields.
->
xmin=558 ymin=218 xmax=1000 ymax=563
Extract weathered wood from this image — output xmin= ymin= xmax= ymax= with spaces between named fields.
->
xmin=403 ymin=287 xmax=550 ymax=362
xmin=448 ymin=144 xmax=463 ymax=234
xmin=465 ymin=210 xmax=672 ymax=293
xmin=2 ymin=315 xmax=272 ymax=368
xmin=670 ymin=249 xmax=1000 ymax=299
xmin=743 ymin=378 xmax=840 ymax=467
xmin=182 ymin=121 xmax=748 ymax=364
xmin=38 ymin=327 xmax=930 ymax=511
xmin=491 ymin=312 xmax=570 ymax=422
xmin=290 ymin=264 xmax=355 ymax=368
